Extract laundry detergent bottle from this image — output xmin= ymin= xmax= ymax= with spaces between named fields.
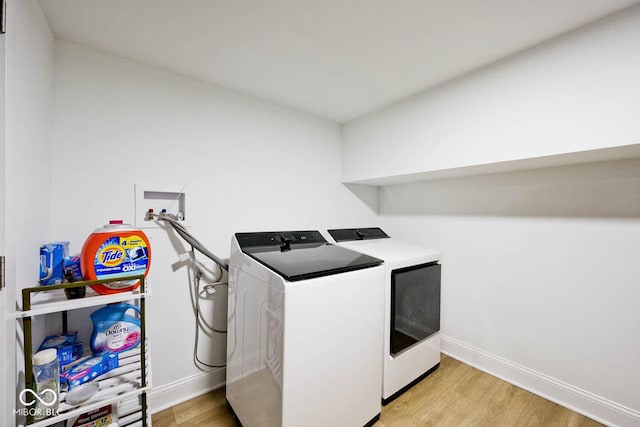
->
xmin=90 ymin=303 xmax=142 ymax=353
xmin=80 ymin=220 xmax=151 ymax=294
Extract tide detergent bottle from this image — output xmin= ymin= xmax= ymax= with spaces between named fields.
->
xmin=80 ymin=220 xmax=151 ymax=294
xmin=90 ymin=303 xmax=141 ymax=353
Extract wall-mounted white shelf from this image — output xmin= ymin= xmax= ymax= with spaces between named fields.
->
xmin=342 ymin=143 xmax=640 ymax=186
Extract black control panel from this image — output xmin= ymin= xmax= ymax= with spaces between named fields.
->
xmin=328 ymin=227 xmax=390 ymax=242
xmin=235 ymin=231 xmax=327 ymax=250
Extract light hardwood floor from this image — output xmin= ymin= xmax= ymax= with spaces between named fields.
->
xmin=152 ymin=355 xmax=602 ymax=426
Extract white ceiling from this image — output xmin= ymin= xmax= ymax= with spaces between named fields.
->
xmin=39 ymin=0 xmax=639 ymax=123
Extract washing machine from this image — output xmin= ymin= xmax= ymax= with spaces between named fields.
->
xmin=328 ymin=228 xmax=441 ymax=404
xmin=226 ymin=230 xmax=385 ymax=427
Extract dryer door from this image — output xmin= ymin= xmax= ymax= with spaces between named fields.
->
xmin=390 ymin=262 xmax=441 ymax=355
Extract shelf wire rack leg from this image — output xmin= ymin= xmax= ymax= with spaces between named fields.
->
xmin=140 ymin=277 xmax=148 ymax=426
xmin=22 ymin=288 xmax=34 ymax=425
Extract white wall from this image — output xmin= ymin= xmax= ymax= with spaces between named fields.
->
xmin=50 ymin=40 xmax=378 ymax=411
xmin=378 ymin=159 xmax=640 ymax=423
xmin=4 ymin=1 xmax=54 ymax=425
xmin=6 ymin=0 xmax=53 ymax=295
xmin=340 ymin=5 xmax=640 ymax=426
xmin=342 ymin=5 xmax=640 ymax=184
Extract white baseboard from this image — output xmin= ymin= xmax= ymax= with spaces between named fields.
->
xmin=441 ymin=335 xmax=640 ymax=427
xmin=147 ymin=368 xmax=226 ymax=414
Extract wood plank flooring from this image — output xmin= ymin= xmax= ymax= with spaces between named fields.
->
xmin=152 ymin=355 xmax=602 ymax=427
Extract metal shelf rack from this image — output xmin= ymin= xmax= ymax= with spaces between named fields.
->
xmin=18 ymin=275 xmax=150 ymax=427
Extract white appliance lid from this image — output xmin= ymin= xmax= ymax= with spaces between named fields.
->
xmin=235 ymin=231 xmax=383 ymax=281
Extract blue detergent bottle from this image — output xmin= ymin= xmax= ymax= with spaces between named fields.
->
xmin=90 ymin=302 xmax=141 ymax=353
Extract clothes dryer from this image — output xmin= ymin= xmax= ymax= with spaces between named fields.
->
xmin=328 ymin=228 xmax=441 ymax=404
